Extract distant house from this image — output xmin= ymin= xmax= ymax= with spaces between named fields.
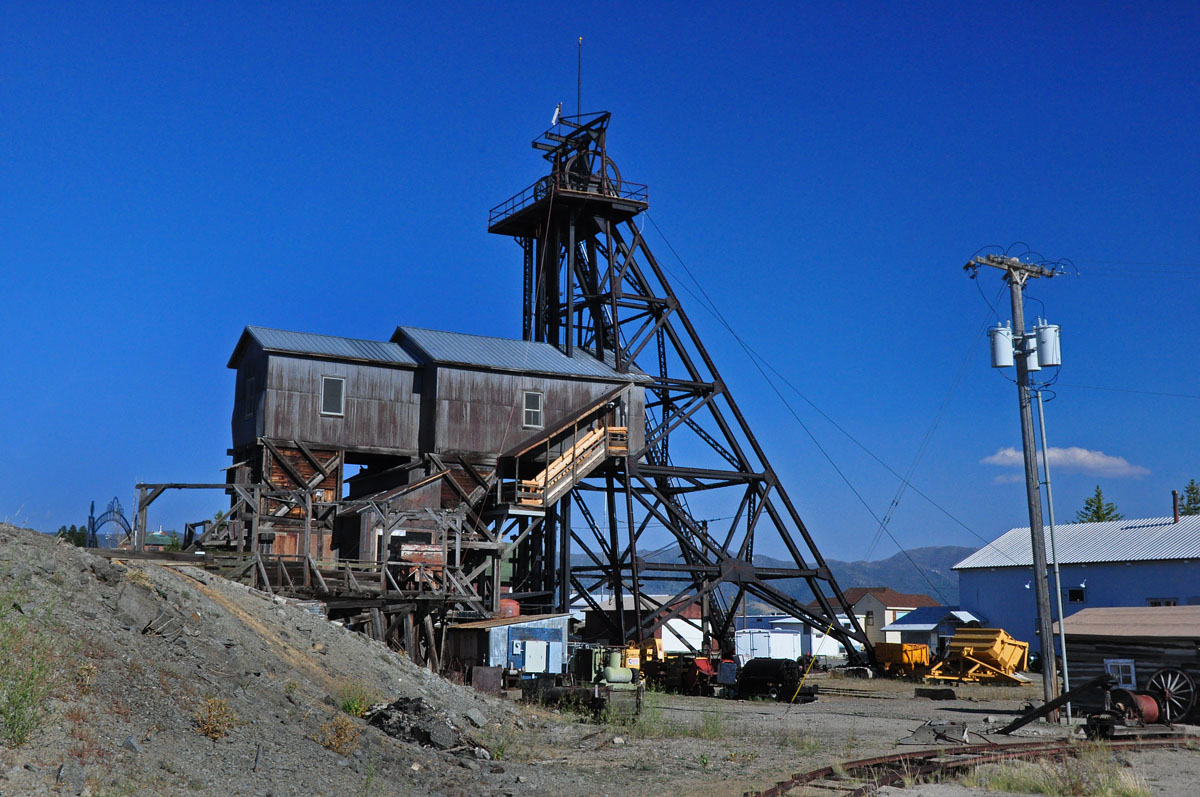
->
xmin=955 ymin=514 xmax=1200 ymax=654
xmin=808 ymin=587 xmax=940 ymax=647
xmin=880 ymin=606 xmax=984 ymax=658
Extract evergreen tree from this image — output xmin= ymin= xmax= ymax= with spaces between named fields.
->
xmin=1180 ymin=479 xmax=1200 ymax=516
xmin=1075 ymin=485 xmax=1123 ymax=523
xmin=56 ymin=524 xmax=88 ymax=547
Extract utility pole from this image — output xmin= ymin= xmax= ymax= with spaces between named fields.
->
xmin=966 ymin=253 xmax=1060 ymax=718
xmin=1036 ymin=388 xmax=1071 ymax=722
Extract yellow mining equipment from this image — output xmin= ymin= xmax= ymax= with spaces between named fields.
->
xmin=926 ymin=628 xmax=1031 ymax=685
xmin=874 ymin=642 xmax=931 ymax=677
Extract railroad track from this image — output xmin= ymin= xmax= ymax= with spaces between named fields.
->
xmin=748 ymin=733 xmax=1200 ymax=796
xmin=815 ymin=686 xmax=898 ymax=700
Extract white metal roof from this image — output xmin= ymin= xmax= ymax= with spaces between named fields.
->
xmin=953 ymin=515 xmax=1200 ymax=570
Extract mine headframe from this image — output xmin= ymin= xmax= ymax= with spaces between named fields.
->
xmin=488 ymin=112 xmax=870 ymax=663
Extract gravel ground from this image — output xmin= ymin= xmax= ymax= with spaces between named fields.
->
xmin=1 ymin=522 xmax=1195 ymax=796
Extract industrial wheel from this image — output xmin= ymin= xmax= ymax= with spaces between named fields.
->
xmin=1146 ymin=668 xmax=1196 ymax=722
xmin=562 ymin=151 xmax=621 ymax=195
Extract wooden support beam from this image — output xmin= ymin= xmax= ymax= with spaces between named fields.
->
xmin=282 ymin=558 xmax=297 ymax=590
xmin=294 ymin=439 xmax=330 ymax=478
xmin=255 ymin=554 xmax=273 ymax=595
xmin=403 ymin=613 xmax=416 ymax=663
xmin=370 ymin=608 xmax=384 ymax=641
xmin=306 ymin=556 xmax=329 ymax=594
xmin=262 ymin=438 xmax=308 ymax=490
xmin=423 ymin=614 xmax=440 ymax=672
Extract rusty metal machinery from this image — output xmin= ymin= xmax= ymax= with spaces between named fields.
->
xmin=488 ymin=112 xmax=869 ymax=662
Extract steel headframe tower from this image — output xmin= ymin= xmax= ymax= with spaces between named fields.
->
xmin=488 ymin=112 xmax=868 ymax=662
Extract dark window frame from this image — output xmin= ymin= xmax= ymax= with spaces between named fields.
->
xmin=1067 ymin=587 xmax=1086 ymax=603
xmin=321 ymin=376 xmax=346 ymax=417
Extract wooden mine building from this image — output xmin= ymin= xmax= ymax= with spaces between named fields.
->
xmin=219 ymin=323 xmax=648 ymax=624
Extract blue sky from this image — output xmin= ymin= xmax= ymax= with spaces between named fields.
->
xmin=2 ymin=2 xmax=1197 ymax=563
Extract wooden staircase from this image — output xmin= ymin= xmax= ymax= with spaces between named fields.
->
xmin=516 ymin=426 xmax=627 ymax=508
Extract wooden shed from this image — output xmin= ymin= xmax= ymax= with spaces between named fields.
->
xmin=227 ymin=324 xmax=648 ymax=563
xmin=1056 ymin=605 xmax=1200 ymax=719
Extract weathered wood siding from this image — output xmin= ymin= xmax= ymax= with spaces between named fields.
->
xmin=269 ymin=530 xmax=334 ymax=560
xmin=1064 ymin=634 xmax=1200 ymax=714
xmin=231 ymin=342 xmax=269 ymax=449
xmin=263 ymin=355 xmax=420 ymax=453
xmin=430 ymin=366 xmax=644 ymax=459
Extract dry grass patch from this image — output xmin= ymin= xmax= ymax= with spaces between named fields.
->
xmin=312 ymin=715 xmax=361 ymax=756
xmin=194 ymin=697 xmax=238 ymax=740
xmin=958 ymin=744 xmax=1150 ymax=796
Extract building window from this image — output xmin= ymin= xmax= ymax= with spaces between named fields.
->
xmin=243 ymin=376 xmax=256 ymax=419
xmin=321 ymin=376 xmax=345 ymax=417
xmin=865 ymin=611 xmax=874 ymax=626
xmin=1104 ymin=658 xmax=1136 ymax=688
xmin=522 ymin=391 xmax=543 ymax=429
xmin=1148 ymin=597 xmax=1178 ymax=607
xmin=1067 ymin=587 xmax=1086 ymax=603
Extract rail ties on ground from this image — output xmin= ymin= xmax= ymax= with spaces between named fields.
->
xmin=748 ymin=734 xmax=1200 ymax=796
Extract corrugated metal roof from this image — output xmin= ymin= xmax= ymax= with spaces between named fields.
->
xmin=234 ymin=326 xmax=418 ymax=367
xmin=1055 ymin=606 xmax=1200 ymax=638
xmin=393 ymin=326 xmax=651 ymax=382
xmin=953 ymin=515 xmax=1200 ymax=570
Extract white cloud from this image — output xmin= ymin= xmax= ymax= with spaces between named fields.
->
xmin=981 ymin=446 xmax=1149 ymax=478
xmin=991 ymin=473 xmax=1025 ymax=484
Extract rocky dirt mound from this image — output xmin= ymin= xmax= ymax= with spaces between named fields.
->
xmin=0 ymin=523 xmax=555 ymax=796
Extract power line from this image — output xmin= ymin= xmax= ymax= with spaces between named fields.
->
xmin=644 ymin=217 xmax=963 ymax=602
xmin=644 ymin=215 xmax=1027 ymax=573
xmin=1056 ymin=382 xmax=1200 ymax=400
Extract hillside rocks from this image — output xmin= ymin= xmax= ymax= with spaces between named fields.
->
xmin=0 ymin=523 xmax=542 ymax=796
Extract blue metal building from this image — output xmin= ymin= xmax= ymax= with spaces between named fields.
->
xmin=955 ymin=514 xmax=1200 ymax=655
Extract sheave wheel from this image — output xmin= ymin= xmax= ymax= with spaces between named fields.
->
xmin=1146 ymin=667 xmax=1196 ymax=721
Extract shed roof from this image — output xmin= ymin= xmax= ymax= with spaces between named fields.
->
xmin=1054 ymin=606 xmax=1200 ymax=639
xmin=393 ymin=326 xmax=651 ymax=382
xmin=229 ymin=326 xmax=418 ymax=368
xmin=953 ymin=515 xmax=1200 ymax=570
xmin=449 ymin=613 xmax=569 ymax=630
xmin=881 ymin=606 xmax=983 ymax=633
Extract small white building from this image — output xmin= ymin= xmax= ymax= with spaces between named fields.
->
xmin=740 ymin=613 xmax=867 ymax=661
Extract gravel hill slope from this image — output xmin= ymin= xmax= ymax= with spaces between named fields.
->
xmin=0 ymin=523 xmax=552 ymax=796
